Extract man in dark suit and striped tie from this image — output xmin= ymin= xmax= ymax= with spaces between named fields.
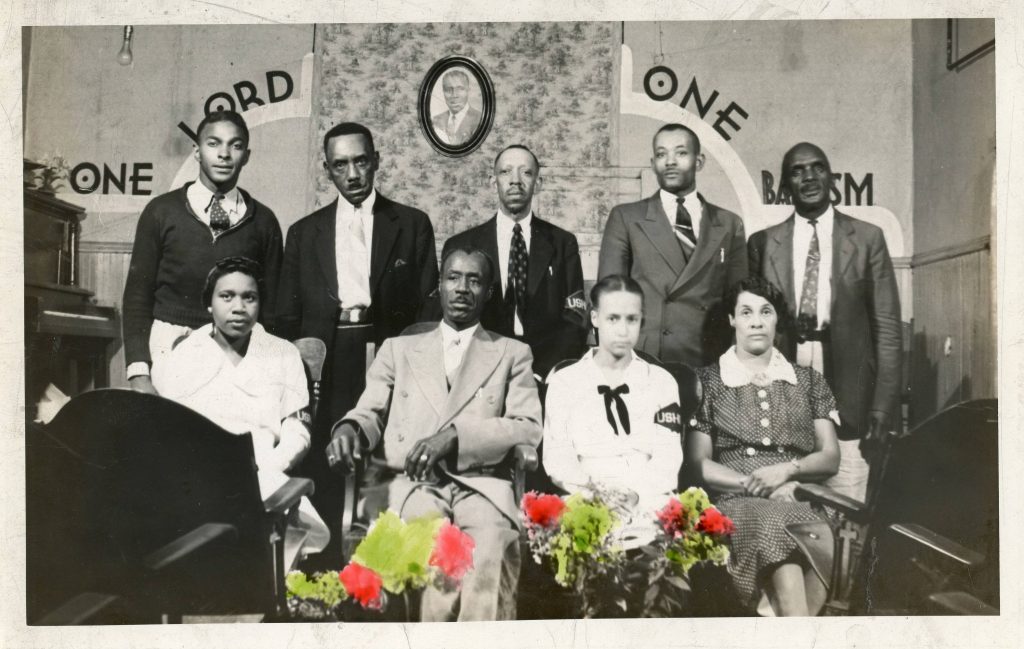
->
xmin=598 ymin=123 xmax=748 ymax=366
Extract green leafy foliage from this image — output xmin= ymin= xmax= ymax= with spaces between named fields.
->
xmin=351 ymin=509 xmax=444 ymax=594
xmin=285 ymin=570 xmax=350 ymax=619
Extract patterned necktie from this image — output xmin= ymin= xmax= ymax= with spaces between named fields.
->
xmin=507 ymin=223 xmax=528 ymax=328
xmin=447 ymin=114 xmax=457 ymax=142
xmin=797 ymin=217 xmax=820 ymax=332
xmin=674 ymin=197 xmax=696 ymax=260
xmin=208 ymin=192 xmax=230 ymax=234
xmin=597 ymin=384 xmax=631 ymax=435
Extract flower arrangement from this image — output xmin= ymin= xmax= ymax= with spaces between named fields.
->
xmin=522 ymin=490 xmax=626 ymax=617
xmin=521 ymin=486 xmax=735 ymax=617
xmin=654 ymin=487 xmax=735 ymax=575
xmin=285 ymin=510 xmax=474 ymax=620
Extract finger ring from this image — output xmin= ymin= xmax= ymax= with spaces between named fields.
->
xmin=420 ymin=454 xmax=429 ymax=461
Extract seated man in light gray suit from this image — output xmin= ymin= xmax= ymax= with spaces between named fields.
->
xmin=431 ymin=68 xmax=482 ymax=146
xmin=326 ymin=245 xmax=542 ymax=621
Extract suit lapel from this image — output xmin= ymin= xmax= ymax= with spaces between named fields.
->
xmin=671 ymin=196 xmax=726 ymax=294
xmin=407 ymin=325 xmax=447 ymax=417
xmin=526 ymin=217 xmax=554 ymax=298
xmin=315 ymin=201 xmax=340 ymax=300
xmin=767 ymin=216 xmax=796 ymax=312
xmin=370 ymin=195 xmax=400 ymax=297
xmin=438 ymin=327 xmax=503 ymax=429
xmin=832 ymin=212 xmax=858 ymax=302
xmin=637 ymin=195 xmax=686 ymax=277
xmin=481 ymin=217 xmax=504 ymax=296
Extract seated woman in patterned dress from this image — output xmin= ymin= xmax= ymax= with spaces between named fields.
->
xmin=544 ymin=275 xmax=683 ymax=548
xmin=153 ymin=256 xmax=329 ymax=568
xmin=687 ymin=276 xmax=840 ymax=616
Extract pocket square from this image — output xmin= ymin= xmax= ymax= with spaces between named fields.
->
xmin=393 ymin=258 xmax=408 ymax=268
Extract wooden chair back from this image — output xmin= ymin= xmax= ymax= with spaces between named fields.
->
xmin=27 ymin=389 xmax=274 ymax=622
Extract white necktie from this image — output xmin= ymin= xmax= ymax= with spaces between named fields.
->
xmin=444 ymin=337 xmax=462 ymax=388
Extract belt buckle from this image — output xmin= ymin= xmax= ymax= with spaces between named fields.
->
xmin=338 ymin=306 xmax=366 ymax=324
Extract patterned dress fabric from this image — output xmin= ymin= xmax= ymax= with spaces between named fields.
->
xmin=693 ymin=361 xmax=838 ymax=609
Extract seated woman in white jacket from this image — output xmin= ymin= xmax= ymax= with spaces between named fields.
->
xmin=153 ymin=256 xmax=329 ymax=567
xmin=543 ymin=275 xmax=683 ymax=547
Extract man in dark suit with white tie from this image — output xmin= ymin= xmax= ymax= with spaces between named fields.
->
xmin=440 ymin=145 xmax=588 ymax=379
xmin=276 ymin=122 xmax=438 ymax=563
xmin=748 ymin=142 xmax=901 ymax=502
xmin=598 ymin=123 xmax=748 ymax=367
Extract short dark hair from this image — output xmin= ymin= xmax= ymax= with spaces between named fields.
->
xmin=780 ymin=141 xmax=832 ymax=184
xmin=441 ymin=245 xmax=497 ymax=287
xmin=590 ymin=274 xmax=645 ymax=311
xmin=202 ymin=256 xmax=265 ymax=307
xmin=493 ymin=144 xmax=540 ymax=173
xmin=323 ymin=122 xmax=375 ymax=158
xmin=652 ymin=123 xmax=701 ymax=155
xmin=725 ymin=276 xmax=791 ymax=329
xmin=444 ymin=68 xmax=470 ymax=85
xmin=196 ymin=110 xmax=250 ymax=146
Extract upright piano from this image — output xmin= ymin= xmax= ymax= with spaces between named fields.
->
xmin=24 ymin=186 xmax=118 ymax=421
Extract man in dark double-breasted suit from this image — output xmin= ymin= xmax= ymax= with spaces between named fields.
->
xmin=276 ymin=122 xmax=438 ymax=564
xmin=598 ymin=123 xmax=748 ymax=367
xmin=440 ymin=145 xmax=588 ymax=379
xmin=748 ymin=142 xmax=901 ymax=503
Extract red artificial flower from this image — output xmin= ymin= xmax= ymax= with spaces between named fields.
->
xmin=430 ymin=521 xmax=476 ymax=583
xmin=521 ymin=491 xmax=566 ymax=528
xmin=339 ymin=563 xmax=384 ymax=609
xmin=696 ymin=507 xmax=736 ymax=537
xmin=656 ymin=497 xmax=687 ymax=538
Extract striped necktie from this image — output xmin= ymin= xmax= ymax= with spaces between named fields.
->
xmin=674 ymin=197 xmax=696 ymax=259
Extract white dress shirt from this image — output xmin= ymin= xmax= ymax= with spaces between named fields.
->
xmin=335 ymin=189 xmax=376 ymax=309
xmin=543 ymin=349 xmax=683 ymax=547
xmin=791 ymin=204 xmax=835 ymax=372
xmin=187 ymin=181 xmax=246 ymax=229
xmin=440 ymin=320 xmax=479 ymax=382
xmin=659 ymin=188 xmax=703 ymax=241
xmin=440 ymin=104 xmax=470 ymax=144
xmin=496 ymin=210 xmax=533 ymax=335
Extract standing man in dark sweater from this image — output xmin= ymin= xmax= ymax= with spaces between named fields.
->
xmin=122 ymin=110 xmax=283 ymax=394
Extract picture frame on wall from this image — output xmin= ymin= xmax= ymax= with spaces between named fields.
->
xmin=418 ymin=55 xmax=495 ymax=157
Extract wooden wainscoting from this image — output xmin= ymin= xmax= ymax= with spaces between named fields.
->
xmin=79 ymin=241 xmax=133 ymax=388
xmin=910 ymin=237 xmax=994 ymax=426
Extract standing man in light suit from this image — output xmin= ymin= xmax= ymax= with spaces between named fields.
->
xmin=276 ymin=122 xmax=438 ymax=565
xmin=747 ymin=142 xmax=901 ymax=502
xmin=430 ymin=69 xmax=482 ymax=146
xmin=598 ymin=123 xmax=748 ymax=367
xmin=327 ymin=246 xmax=542 ymax=621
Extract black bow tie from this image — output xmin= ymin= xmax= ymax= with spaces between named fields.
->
xmin=597 ymin=384 xmax=631 ymax=435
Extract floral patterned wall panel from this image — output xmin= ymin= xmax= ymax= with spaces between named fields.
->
xmin=313 ymin=22 xmax=616 ymax=242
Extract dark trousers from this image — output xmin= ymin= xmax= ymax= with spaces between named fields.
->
xmin=301 ymin=322 xmax=374 ymax=569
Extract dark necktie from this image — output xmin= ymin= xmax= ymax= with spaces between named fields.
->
xmin=597 ymin=384 xmax=631 ymax=436
xmin=797 ymin=217 xmax=820 ymax=334
xmin=506 ymin=223 xmax=528 ymax=329
xmin=208 ymin=192 xmax=230 ymax=234
xmin=674 ymin=197 xmax=696 ymax=260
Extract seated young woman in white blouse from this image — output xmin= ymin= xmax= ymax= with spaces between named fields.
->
xmin=542 ymin=275 xmax=683 ymax=547
xmin=153 ymin=256 xmax=329 ymax=567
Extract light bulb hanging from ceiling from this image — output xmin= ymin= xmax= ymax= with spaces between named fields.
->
xmin=117 ymin=26 xmax=133 ymax=66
